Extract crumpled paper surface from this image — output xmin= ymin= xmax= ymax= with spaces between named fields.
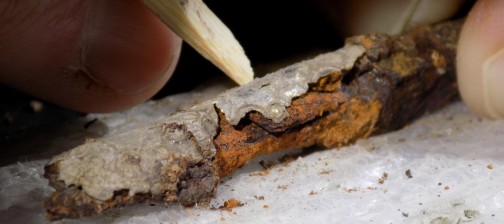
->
xmin=1 ymin=81 xmax=504 ymax=223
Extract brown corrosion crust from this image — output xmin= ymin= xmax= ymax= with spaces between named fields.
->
xmin=44 ymin=180 xmax=154 ymax=221
xmin=214 ymin=20 xmax=463 ymax=177
xmin=345 ymin=21 xmax=461 ymax=132
xmin=309 ymin=71 xmax=343 ymax=92
xmin=215 ymin=98 xmax=381 ymax=177
xmin=44 ymin=159 xmax=216 ymax=221
xmin=43 ymin=164 xmax=153 ymax=221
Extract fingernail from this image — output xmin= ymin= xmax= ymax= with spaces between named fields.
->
xmin=482 ymin=48 xmax=504 ymax=119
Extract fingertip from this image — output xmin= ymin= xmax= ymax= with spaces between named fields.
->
xmin=457 ymin=0 xmax=504 ymax=119
xmin=48 ymin=0 xmax=183 ymax=113
xmin=0 ymin=0 xmax=182 ymax=113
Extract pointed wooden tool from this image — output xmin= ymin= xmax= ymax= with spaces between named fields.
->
xmin=141 ymin=0 xmax=254 ymax=85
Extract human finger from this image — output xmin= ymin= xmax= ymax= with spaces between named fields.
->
xmin=457 ymin=0 xmax=504 ymax=119
xmin=0 ymin=0 xmax=182 ymax=112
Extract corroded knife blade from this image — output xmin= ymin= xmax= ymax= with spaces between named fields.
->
xmin=44 ymin=20 xmax=462 ymax=220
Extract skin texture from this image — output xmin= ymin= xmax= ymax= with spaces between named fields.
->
xmin=457 ymin=0 xmax=504 ymax=119
xmin=0 ymin=0 xmax=182 ymax=112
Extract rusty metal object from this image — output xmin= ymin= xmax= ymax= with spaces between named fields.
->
xmin=215 ymin=20 xmax=460 ymax=176
xmin=43 ymin=20 xmax=462 ymax=220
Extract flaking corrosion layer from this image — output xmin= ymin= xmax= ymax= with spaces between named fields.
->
xmin=215 ymin=98 xmax=382 ymax=177
xmin=44 ymin=105 xmax=221 ymax=220
xmin=49 ymin=119 xmax=210 ymax=202
xmin=214 ymin=45 xmax=366 ymax=125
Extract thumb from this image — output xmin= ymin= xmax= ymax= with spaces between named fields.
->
xmin=0 ymin=0 xmax=182 ymax=113
xmin=457 ymin=0 xmax=504 ymax=119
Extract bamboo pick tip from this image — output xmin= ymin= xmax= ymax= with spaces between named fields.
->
xmin=221 ymin=56 xmax=254 ymax=85
xmin=141 ymin=0 xmax=254 ymax=85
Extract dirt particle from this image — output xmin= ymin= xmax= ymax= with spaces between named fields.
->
xmin=309 ymin=191 xmax=317 ymax=195
xmin=263 ymin=204 xmax=269 ymax=208
xmin=278 ymin=154 xmax=295 ymax=165
xmin=463 ymin=209 xmax=479 ymax=219
xmin=378 ymin=172 xmax=388 ymax=184
xmin=249 ymin=160 xmax=277 ymax=176
xmin=249 ymin=170 xmax=269 ymax=176
xmin=343 ymin=187 xmax=358 ymax=193
xmin=254 ymin=195 xmax=264 ymax=200
xmin=277 ymin=185 xmax=288 ymax=190
xmin=319 ymin=170 xmax=333 ymax=175
xmin=405 ymin=169 xmax=413 ymax=178
xmin=221 ymin=198 xmax=244 ymax=212
xmin=444 ymin=186 xmax=449 ymax=190
xmin=487 ymin=163 xmax=494 ymax=169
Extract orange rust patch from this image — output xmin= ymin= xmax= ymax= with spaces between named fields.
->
xmin=390 ymin=52 xmax=417 ymax=77
xmin=362 ymin=37 xmax=374 ymax=49
xmin=214 ymin=91 xmax=381 ymax=177
xmin=310 ymin=71 xmax=343 ymax=92
xmin=222 ymin=198 xmax=243 ymax=212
